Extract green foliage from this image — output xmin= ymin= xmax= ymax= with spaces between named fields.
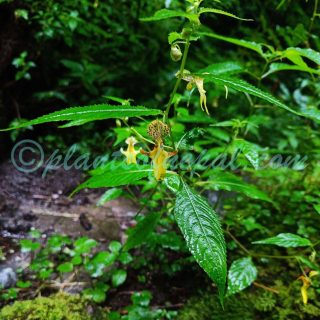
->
xmin=0 ymin=293 xmax=106 ymax=320
xmin=174 ymin=179 xmax=227 ymax=301
xmin=252 ymin=233 xmax=312 ymax=248
xmin=227 ymin=257 xmax=257 ymax=296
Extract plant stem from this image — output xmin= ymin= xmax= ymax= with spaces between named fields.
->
xmin=309 ymin=0 xmax=319 ymax=35
xmin=164 ymin=38 xmax=191 ymax=124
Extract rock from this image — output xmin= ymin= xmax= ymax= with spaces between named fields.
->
xmin=0 ymin=267 xmax=17 ymax=289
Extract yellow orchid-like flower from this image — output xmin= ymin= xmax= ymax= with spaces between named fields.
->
xmin=141 ymin=143 xmax=177 ymax=181
xmin=120 ymin=136 xmax=140 ymax=164
xmin=298 ymin=270 xmax=319 ymax=304
xmin=179 ymin=70 xmax=209 ymax=115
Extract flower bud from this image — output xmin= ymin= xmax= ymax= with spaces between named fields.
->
xmin=170 ymin=44 xmax=182 ymax=62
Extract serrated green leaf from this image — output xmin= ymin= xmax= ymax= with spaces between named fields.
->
xmin=227 ymin=257 xmax=257 ymax=296
xmin=199 ymin=32 xmax=264 ymax=56
xmin=200 ymin=74 xmax=301 ymax=116
xmin=1 ymin=104 xmax=162 ymax=131
xmin=140 ymin=9 xmax=199 ymax=23
xmin=199 ymin=61 xmax=244 ymax=76
xmin=253 ymin=233 xmax=312 ymax=248
xmin=198 ymin=169 xmax=272 ymax=202
xmin=199 ymin=8 xmax=253 ymax=21
xmin=284 ymin=47 xmax=320 ymax=65
xmin=262 ymin=62 xmax=320 ymax=78
xmin=72 ymin=163 xmax=152 ymax=195
xmin=174 ymin=179 xmax=227 ymax=301
xmin=176 ymin=128 xmax=205 ymax=150
xmin=124 ymin=212 xmax=162 ymax=251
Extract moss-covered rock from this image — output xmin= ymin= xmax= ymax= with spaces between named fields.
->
xmin=0 ymin=292 xmax=106 ymax=320
xmin=177 ymin=282 xmax=320 ymax=320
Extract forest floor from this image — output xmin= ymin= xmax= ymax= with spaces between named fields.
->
xmin=0 ymin=158 xmax=199 ymax=311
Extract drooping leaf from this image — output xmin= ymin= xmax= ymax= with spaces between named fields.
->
xmin=199 ymin=8 xmax=253 ymax=21
xmin=97 ymin=188 xmax=123 ymax=206
xmin=174 ymin=179 xmax=227 ymax=301
xmin=227 ymin=257 xmax=258 ymax=296
xmin=124 ymin=212 xmax=162 ymax=251
xmin=200 ymin=74 xmax=301 ymax=116
xmin=314 ymin=204 xmax=320 ymax=215
xmin=140 ymin=9 xmax=199 ymax=24
xmin=198 ymin=169 xmax=272 ymax=202
xmin=199 ymin=32 xmax=265 ymax=56
xmin=72 ymin=163 xmax=152 ymax=195
xmin=1 ymin=104 xmax=162 ymax=131
xmin=253 ymin=233 xmax=312 ymax=248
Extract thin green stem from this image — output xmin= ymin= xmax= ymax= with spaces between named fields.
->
xmin=309 ymin=0 xmax=319 ymax=35
xmin=164 ymin=38 xmax=191 ymax=123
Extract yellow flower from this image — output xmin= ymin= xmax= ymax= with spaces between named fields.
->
xmin=178 ymin=70 xmax=209 ymax=115
xmin=141 ymin=143 xmax=177 ymax=181
xmin=298 ymin=270 xmax=319 ymax=304
xmin=120 ymin=136 xmax=140 ymax=164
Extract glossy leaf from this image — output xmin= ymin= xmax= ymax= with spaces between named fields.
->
xmin=174 ymin=179 xmax=227 ymax=301
xmin=1 ymin=104 xmax=162 ymax=131
xmin=231 ymin=139 xmax=261 ymax=170
xmin=227 ymin=257 xmax=258 ymax=296
xmin=57 ymin=262 xmax=74 ymax=273
xmin=253 ymin=233 xmax=312 ymax=248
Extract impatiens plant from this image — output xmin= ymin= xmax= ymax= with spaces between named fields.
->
xmin=3 ymin=0 xmax=320 ymax=304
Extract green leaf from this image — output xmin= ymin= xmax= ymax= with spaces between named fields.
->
xmin=83 ymin=285 xmax=109 ymax=303
xmin=140 ymin=9 xmax=199 ymax=24
xmin=199 ymin=61 xmax=244 ymax=76
xmin=97 ymin=188 xmax=122 ymax=206
xmin=74 ymin=237 xmax=97 ymax=255
xmin=109 ymin=241 xmax=122 ymax=253
xmin=1 ymin=104 xmax=162 ymax=131
xmin=85 ymin=251 xmax=117 ymax=277
xmin=231 ymin=139 xmax=261 ymax=170
xmin=314 ymin=204 xmax=320 ymax=215
xmin=262 ymin=62 xmax=320 ymax=78
xmin=253 ymin=233 xmax=312 ymax=248
xmin=72 ymin=163 xmax=152 ymax=195
xmin=57 ymin=262 xmax=74 ymax=273
xmin=112 ymin=269 xmax=127 ymax=287
xmin=284 ymin=47 xmax=320 ymax=65
xmin=174 ymin=179 xmax=227 ymax=301
xmin=199 ymin=32 xmax=264 ymax=56
xmin=16 ymin=281 xmax=32 ymax=288
xmin=198 ymin=169 xmax=272 ymax=202
xmin=201 ymin=74 xmax=301 ymax=116
xmin=168 ymin=32 xmax=182 ymax=45
xmin=227 ymin=257 xmax=258 ymax=296
xmin=124 ymin=212 xmax=162 ymax=251
xmin=199 ymin=8 xmax=253 ymax=21
xmin=20 ymin=240 xmax=40 ymax=253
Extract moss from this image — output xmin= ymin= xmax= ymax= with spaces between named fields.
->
xmin=177 ymin=292 xmax=255 ymax=320
xmin=0 ymin=292 xmax=106 ymax=320
xmin=177 ymin=283 xmax=320 ymax=320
